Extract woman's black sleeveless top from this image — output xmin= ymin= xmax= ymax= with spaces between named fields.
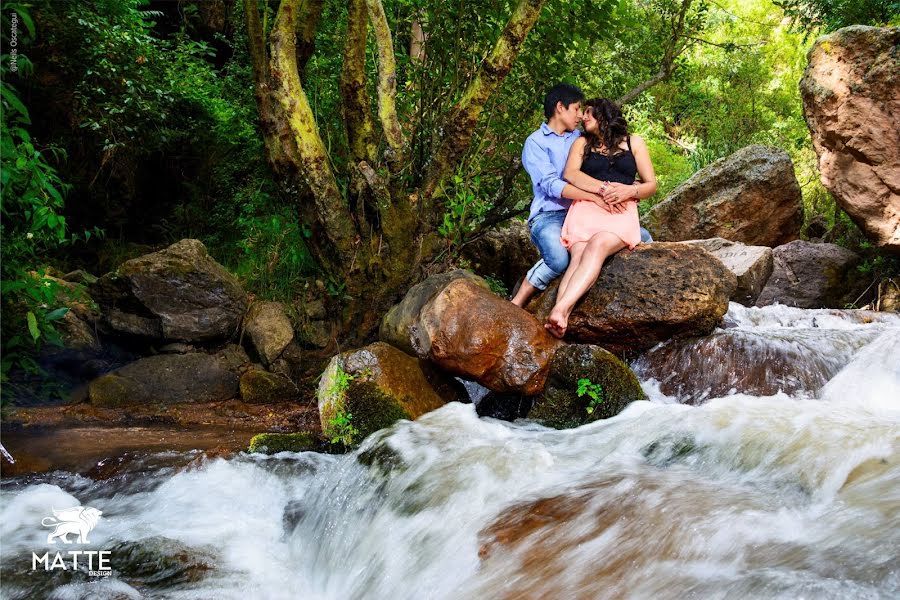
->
xmin=581 ymin=136 xmax=637 ymax=185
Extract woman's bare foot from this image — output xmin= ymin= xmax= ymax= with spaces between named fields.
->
xmin=545 ymin=308 xmax=568 ymax=339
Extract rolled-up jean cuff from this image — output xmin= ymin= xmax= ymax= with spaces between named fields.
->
xmin=526 ymin=259 xmax=562 ymax=290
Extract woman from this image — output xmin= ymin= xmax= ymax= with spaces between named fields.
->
xmin=545 ymin=98 xmax=657 ymax=338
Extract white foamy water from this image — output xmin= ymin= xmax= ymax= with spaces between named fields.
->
xmin=2 ymin=304 xmax=899 ymax=599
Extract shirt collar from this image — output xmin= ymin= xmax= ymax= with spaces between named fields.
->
xmin=541 ymin=122 xmax=578 ymax=138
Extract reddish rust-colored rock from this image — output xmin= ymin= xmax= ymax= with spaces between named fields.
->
xmin=527 ymin=243 xmax=735 ymax=355
xmin=645 ymin=145 xmax=803 ymax=247
xmin=412 ymin=278 xmax=563 ymax=395
xmin=801 ymin=26 xmax=900 ymax=252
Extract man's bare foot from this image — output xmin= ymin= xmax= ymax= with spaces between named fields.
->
xmin=545 ymin=309 xmax=567 ymax=339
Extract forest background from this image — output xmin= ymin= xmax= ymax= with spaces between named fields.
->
xmin=1 ymin=0 xmax=897 ymax=394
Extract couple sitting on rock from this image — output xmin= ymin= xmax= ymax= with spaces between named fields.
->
xmin=511 ymin=83 xmax=657 ymax=338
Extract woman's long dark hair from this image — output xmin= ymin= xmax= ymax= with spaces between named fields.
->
xmin=582 ymin=98 xmax=629 ymax=160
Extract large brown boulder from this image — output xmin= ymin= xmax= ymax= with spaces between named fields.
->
xmin=527 ymin=243 xmax=736 ymax=355
xmin=88 ymin=346 xmax=249 ymax=408
xmin=379 ymin=270 xmax=490 ymax=355
xmin=243 ymin=301 xmax=295 ymax=368
xmin=317 ymin=342 xmax=461 ymax=444
xmin=755 ymin=240 xmax=861 ymax=308
xmin=461 ymin=220 xmax=539 ymax=292
xmin=91 ymin=239 xmax=247 ymax=342
xmin=645 ymin=145 xmax=803 ymax=246
xmin=679 ymin=238 xmax=774 ymax=306
xmin=529 ymin=345 xmax=646 ymax=429
xmin=800 ymin=26 xmax=900 ymax=252
xmin=412 ymin=278 xmax=563 ymax=395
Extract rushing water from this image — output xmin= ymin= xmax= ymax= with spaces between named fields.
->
xmin=2 ymin=304 xmax=899 ymax=599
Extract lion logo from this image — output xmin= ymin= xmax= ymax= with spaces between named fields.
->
xmin=41 ymin=506 xmax=103 ymax=544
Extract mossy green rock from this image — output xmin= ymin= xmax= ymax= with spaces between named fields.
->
xmin=529 ymin=344 xmax=646 ymax=429
xmin=239 ymin=368 xmax=298 ymax=404
xmin=248 ymin=432 xmax=318 ymax=454
xmin=317 ymin=342 xmax=462 ymax=445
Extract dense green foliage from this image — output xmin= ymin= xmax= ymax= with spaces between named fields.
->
xmin=1 ymin=0 xmax=897 ymax=386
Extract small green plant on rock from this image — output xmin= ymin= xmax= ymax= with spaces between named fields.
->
xmin=328 ymin=411 xmax=359 ymax=448
xmin=577 ymin=378 xmax=605 ymax=415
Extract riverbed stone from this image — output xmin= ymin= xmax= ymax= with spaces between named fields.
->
xmin=412 ymin=278 xmax=563 ymax=395
xmin=244 ymin=301 xmax=295 ymax=367
xmin=317 ymin=342 xmax=461 ymax=444
xmin=88 ymin=351 xmax=241 ymax=408
xmin=527 ymin=243 xmax=736 ymax=355
xmin=461 ymin=220 xmax=539 ymax=292
xmin=645 ymin=145 xmax=803 ymax=247
xmin=239 ymin=368 xmax=299 ymax=404
xmin=801 ymin=26 xmax=900 ymax=252
xmin=380 ymin=269 xmax=490 ymax=355
xmin=679 ymin=238 xmax=774 ymax=305
xmin=91 ymin=239 xmax=247 ymax=342
xmin=247 ymin=432 xmax=318 ymax=454
xmin=529 ymin=345 xmax=647 ymax=429
xmin=755 ymin=240 xmax=861 ymax=308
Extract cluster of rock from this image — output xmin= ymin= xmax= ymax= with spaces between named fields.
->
xmin=42 ymin=240 xmax=331 ymax=411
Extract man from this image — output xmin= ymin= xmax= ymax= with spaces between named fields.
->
xmin=510 ymin=83 xmax=651 ymax=308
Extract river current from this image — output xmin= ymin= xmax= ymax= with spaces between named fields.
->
xmin=2 ymin=303 xmax=898 ymax=599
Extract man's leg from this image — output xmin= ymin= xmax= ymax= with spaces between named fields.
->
xmin=511 ymin=211 xmax=569 ymax=307
xmin=640 ymin=227 xmax=653 ymax=243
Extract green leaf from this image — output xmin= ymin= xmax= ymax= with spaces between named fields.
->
xmin=44 ymin=307 xmax=70 ymax=321
xmin=26 ymin=311 xmax=40 ymax=342
xmin=1 ymin=85 xmax=31 ymax=123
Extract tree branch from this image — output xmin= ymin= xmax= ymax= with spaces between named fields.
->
xmin=270 ymin=0 xmax=357 ymax=259
xmin=296 ymin=0 xmax=325 ymax=72
xmin=365 ymin=0 xmax=405 ymax=166
xmin=422 ymin=0 xmax=547 ymax=205
xmin=340 ymin=0 xmax=377 ymax=164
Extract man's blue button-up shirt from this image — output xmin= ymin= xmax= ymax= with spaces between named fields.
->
xmin=522 ymin=122 xmax=581 ymax=222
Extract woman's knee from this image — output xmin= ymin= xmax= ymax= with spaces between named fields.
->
xmin=588 ymin=232 xmax=622 ymax=250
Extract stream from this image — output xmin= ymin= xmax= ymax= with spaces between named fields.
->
xmin=1 ymin=303 xmax=898 ymax=599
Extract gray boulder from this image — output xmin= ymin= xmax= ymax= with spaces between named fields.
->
xmin=755 ymin=240 xmax=861 ymax=308
xmin=646 ymin=145 xmax=803 ymax=247
xmin=461 ymin=220 xmax=539 ymax=292
xmin=680 ymin=238 xmax=774 ymax=305
xmin=88 ymin=345 xmax=250 ymax=408
xmin=91 ymin=239 xmax=247 ymax=342
xmin=244 ymin=301 xmax=295 ymax=367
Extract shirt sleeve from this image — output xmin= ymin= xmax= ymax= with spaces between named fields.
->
xmin=522 ymin=137 xmax=567 ymax=200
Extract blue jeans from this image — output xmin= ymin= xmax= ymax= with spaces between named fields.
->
xmin=526 ymin=210 xmax=569 ymax=290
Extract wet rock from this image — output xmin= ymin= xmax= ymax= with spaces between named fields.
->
xmin=61 ymin=269 xmax=98 ymax=286
xmin=379 ymin=270 xmax=490 ymax=355
xmin=801 ymin=26 xmax=900 ymax=252
xmin=413 ymin=278 xmax=563 ymax=394
xmin=475 ymin=392 xmax=532 ymax=422
xmin=528 ymin=243 xmax=736 ymax=355
xmin=679 ymin=238 xmax=774 ymax=305
xmin=88 ymin=351 xmax=240 ymax=408
xmin=239 ymin=368 xmax=299 ymax=404
xmin=247 ymin=432 xmax=318 ymax=454
xmin=91 ymin=239 xmax=247 ymax=342
xmin=645 ymin=145 xmax=803 ymax=247
xmin=269 ymin=341 xmax=304 ymax=382
xmin=461 ymin=220 xmax=539 ymax=292
xmin=317 ymin=342 xmax=461 ymax=444
xmin=755 ymin=240 xmax=861 ymax=308
xmin=878 ymin=278 xmax=900 ymax=312
xmin=244 ymin=301 xmax=295 ymax=367
xmin=530 ymin=345 xmax=646 ymax=428
xmin=157 ymin=343 xmax=196 ymax=354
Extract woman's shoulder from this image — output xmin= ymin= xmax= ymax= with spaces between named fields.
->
xmin=628 ymin=134 xmax=647 ymax=148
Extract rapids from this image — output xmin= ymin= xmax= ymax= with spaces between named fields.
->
xmin=2 ymin=303 xmax=898 ymax=599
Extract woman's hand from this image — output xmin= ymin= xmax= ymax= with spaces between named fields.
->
xmin=601 ymin=182 xmax=635 ymax=205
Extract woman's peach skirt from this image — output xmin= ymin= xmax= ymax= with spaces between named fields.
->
xmin=560 ymin=199 xmax=641 ymax=249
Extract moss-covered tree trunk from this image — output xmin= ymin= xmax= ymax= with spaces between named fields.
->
xmin=244 ymin=0 xmax=547 ymax=341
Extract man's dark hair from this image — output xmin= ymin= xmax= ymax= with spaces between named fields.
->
xmin=543 ymin=83 xmax=584 ymax=120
